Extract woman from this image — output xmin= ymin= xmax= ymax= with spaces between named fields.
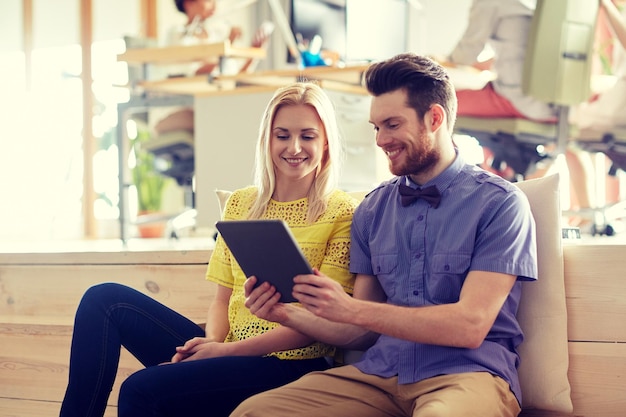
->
xmin=167 ymin=0 xmax=271 ymax=76
xmin=59 ymin=82 xmax=358 ymax=417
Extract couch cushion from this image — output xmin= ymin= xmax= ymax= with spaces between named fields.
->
xmin=515 ymin=173 xmax=572 ymax=412
xmin=215 ymin=189 xmax=232 ymax=216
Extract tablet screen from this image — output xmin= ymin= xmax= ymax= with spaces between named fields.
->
xmin=215 ymin=219 xmax=313 ymax=303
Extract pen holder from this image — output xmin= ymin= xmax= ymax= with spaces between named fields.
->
xmin=301 ymin=51 xmax=327 ymax=67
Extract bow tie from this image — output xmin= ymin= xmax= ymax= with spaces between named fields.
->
xmin=398 ymin=184 xmax=441 ymax=208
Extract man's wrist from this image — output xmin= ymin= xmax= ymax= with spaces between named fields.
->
xmin=281 ymin=303 xmax=308 ymax=328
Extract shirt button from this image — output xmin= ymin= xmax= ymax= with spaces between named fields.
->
xmin=415 ymin=253 xmax=421 ymax=259
xmin=444 ymin=264 xmax=450 ymax=271
xmin=417 ymin=215 xmax=424 ymax=221
xmin=413 ymin=290 xmax=419 ymax=296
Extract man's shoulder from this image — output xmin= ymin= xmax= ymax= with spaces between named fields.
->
xmin=354 ymin=177 xmax=400 ymax=208
xmin=363 ymin=177 xmax=401 ymax=198
xmin=459 ymin=165 xmax=520 ymax=194
xmin=452 ymin=165 xmax=531 ymax=213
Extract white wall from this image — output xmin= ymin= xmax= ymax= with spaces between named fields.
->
xmin=408 ymin=0 xmax=472 ymax=55
xmin=346 ymin=0 xmax=408 ymax=62
xmin=407 ymin=0 xmax=472 ymax=56
xmin=0 ymin=0 xmax=22 ymax=51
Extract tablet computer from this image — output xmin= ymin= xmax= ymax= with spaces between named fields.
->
xmin=215 ymin=219 xmax=313 ymax=303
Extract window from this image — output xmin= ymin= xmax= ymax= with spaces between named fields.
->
xmin=0 ymin=0 xmax=139 ymax=242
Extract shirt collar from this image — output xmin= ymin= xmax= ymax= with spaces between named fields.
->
xmin=403 ymin=150 xmax=464 ymax=196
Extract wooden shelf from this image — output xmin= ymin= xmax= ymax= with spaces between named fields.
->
xmin=117 ymin=40 xmax=266 ymax=65
xmin=135 ymin=64 xmax=370 ymax=97
xmin=215 ymin=64 xmax=370 ymax=84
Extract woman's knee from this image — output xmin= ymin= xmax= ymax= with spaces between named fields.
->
xmin=76 ymin=283 xmax=141 ymax=323
xmin=118 ymin=369 xmax=155 ymax=416
xmin=82 ymin=282 xmax=124 ymax=300
xmin=80 ymin=283 xmax=134 ymax=308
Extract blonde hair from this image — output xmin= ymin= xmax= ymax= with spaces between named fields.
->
xmin=247 ymin=82 xmax=343 ymax=222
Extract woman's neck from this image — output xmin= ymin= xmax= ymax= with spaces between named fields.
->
xmin=272 ymin=178 xmax=314 ymax=202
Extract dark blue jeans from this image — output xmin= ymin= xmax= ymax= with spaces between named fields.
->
xmin=60 ymin=282 xmax=330 ymax=417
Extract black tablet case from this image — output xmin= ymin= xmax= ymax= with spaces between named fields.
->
xmin=215 ymin=219 xmax=313 ymax=303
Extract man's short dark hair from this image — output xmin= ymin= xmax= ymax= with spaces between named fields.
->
xmin=364 ymin=53 xmax=457 ymax=130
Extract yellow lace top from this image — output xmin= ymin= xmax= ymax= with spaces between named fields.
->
xmin=206 ymin=187 xmax=357 ymax=360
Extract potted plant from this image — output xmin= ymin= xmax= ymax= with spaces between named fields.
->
xmin=130 ymin=123 xmax=172 ymax=237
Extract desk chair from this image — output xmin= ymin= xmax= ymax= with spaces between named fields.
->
xmin=454 ymin=0 xmax=598 ymax=179
xmin=569 ymin=126 xmax=626 ymax=235
xmin=576 ymin=126 xmax=626 ymax=176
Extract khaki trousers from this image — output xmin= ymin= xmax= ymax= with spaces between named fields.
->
xmin=231 ymin=365 xmax=521 ymax=417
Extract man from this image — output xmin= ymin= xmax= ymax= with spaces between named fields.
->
xmin=446 ymin=0 xmax=554 ymax=121
xmin=235 ymin=53 xmax=537 ymax=417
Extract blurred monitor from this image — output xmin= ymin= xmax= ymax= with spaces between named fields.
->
xmin=290 ymin=0 xmax=407 ymax=64
xmin=290 ymin=0 xmax=346 ymax=62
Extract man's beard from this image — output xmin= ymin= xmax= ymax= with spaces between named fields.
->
xmin=389 ymin=130 xmax=440 ymax=177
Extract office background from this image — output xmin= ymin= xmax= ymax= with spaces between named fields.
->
xmin=2 ymin=0 xmax=618 ymax=242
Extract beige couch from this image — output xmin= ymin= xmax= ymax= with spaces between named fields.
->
xmin=0 ymin=241 xmax=624 ymax=416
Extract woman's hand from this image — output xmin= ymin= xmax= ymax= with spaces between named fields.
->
xmin=228 ymin=26 xmax=243 ymax=44
xmin=244 ymin=276 xmax=288 ymax=324
xmin=169 ymin=337 xmax=227 ymax=363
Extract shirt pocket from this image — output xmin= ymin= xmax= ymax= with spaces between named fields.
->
xmin=427 ymin=253 xmax=471 ymax=304
xmin=371 ymin=253 xmax=398 ymax=298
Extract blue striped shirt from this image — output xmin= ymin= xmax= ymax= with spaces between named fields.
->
xmin=350 ymin=154 xmax=537 ymax=405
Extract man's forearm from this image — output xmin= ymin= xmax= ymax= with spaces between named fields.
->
xmin=282 ymin=303 xmax=377 ymax=350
